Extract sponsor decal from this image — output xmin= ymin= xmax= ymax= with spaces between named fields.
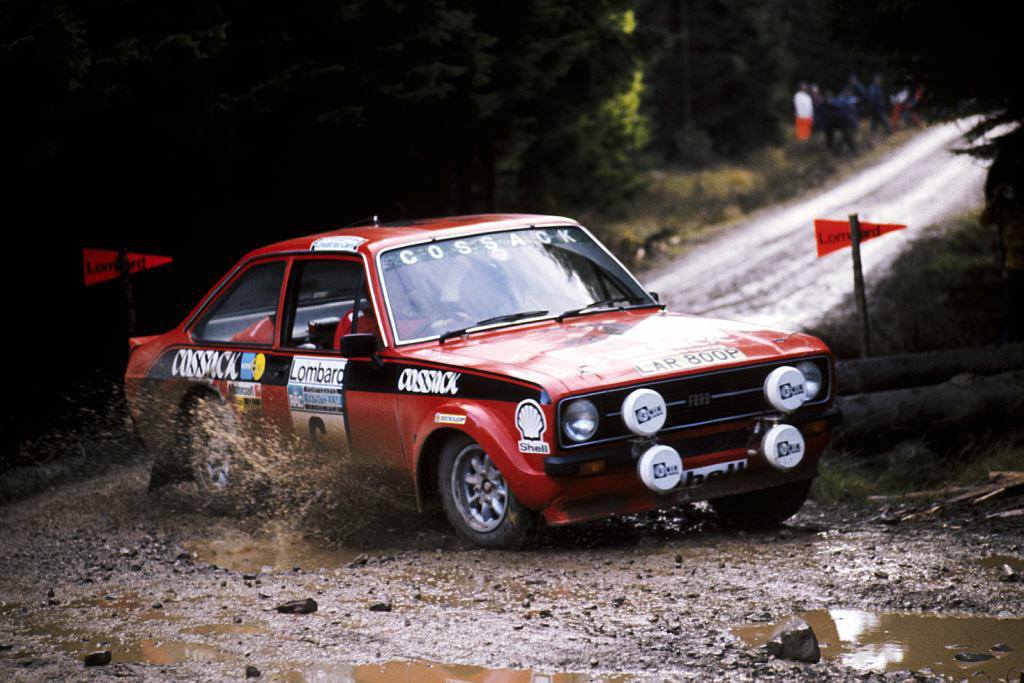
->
xmin=652 ymin=459 xmax=680 ymax=480
xmin=228 ymin=381 xmax=262 ymax=413
xmin=434 ymin=412 xmax=467 ymax=425
xmin=381 ymin=228 xmax=581 ymax=272
xmin=679 ymin=458 xmax=747 ymax=488
xmin=171 ymin=349 xmax=240 ymax=380
xmin=776 ymin=439 xmax=802 ymax=459
xmin=311 ymin=236 xmax=367 ymax=252
xmin=515 ymin=399 xmax=549 ymax=454
xmin=240 ymin=352 xmax=266 ymax=382
xmin=635 ymin=404 xmax=665 ymax=425
xmin=397 ymin=368 xmax=460 ymax=395
xmin=635 ymin=346 xmax=746 ymax=376
xmin=778 ymin=382 xmax=805 ymax=401
xmin=289 ymin=356 xmax=346 ymax=387
xmin=287 ymin=356 xmax=346 ymax=415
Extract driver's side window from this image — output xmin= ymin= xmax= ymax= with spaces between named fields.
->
xmin=283 ymin=259 xmax=378 ymax=350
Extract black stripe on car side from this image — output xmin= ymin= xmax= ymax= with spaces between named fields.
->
xmin=147 ymin=347 xmax=545 ymax=403
xmin=344 ymin=359 xmax=545 ymax=403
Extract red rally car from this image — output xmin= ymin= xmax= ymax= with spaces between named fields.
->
xmin=126 ymin=214 xmax=840 ymax=548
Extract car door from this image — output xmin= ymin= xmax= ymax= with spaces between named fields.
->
xmin=277 ymin=255 xmax=403 ymax=469
xmin=187 ymin=257 xmax=288 ymax=434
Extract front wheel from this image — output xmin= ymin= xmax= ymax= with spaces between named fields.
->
xmin=710 ymin=478 xmax=812 ymax=530
xmin=438 ymin=436 xmax=537 ymax=549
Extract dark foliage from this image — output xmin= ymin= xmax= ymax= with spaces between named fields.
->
xmin=0 ymin=0 xmax=643 ymax=457
xmin=830 ymin=0 xmax=1022 ymax=153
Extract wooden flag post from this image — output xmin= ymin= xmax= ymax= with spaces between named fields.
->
xmin=117 ymin=246 xmax=138 ymax=338
xmin=848 ymin=214 xmax=872 ymax=358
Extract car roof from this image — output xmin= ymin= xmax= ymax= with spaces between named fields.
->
xmin=247 ymin=213 xmax=582 ymax=260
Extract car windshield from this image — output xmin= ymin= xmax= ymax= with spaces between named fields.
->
xmin=379 ymin=226 xmax=653 ymax=344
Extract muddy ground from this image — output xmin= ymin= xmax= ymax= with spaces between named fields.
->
xmin=1 ymin=460 xmax=1022 ymax=682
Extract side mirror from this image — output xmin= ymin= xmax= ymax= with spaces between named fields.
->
xmin=649 ymin=291 xmax=660 ymax=302
xmin=340 ymin=333 xmax=378 ymax=358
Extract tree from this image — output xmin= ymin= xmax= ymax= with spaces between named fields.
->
xmin=636 ymin=0 xmax=793 ymax=164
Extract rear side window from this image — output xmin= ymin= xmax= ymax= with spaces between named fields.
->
xmin=193 ymin=261 xmax=285 ymax=345
xmin=284 ymin=260 xmax=373 ymax=349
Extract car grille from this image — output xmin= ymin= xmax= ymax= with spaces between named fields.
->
xmin=557 ymin=356 xmax=830 ymax=449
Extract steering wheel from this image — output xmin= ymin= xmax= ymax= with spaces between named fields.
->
xmin=411 ymin=310 xmax=473 ymax=339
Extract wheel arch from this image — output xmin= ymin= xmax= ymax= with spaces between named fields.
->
xmin=414 ymin=427 xmax=465 ymax=513
xmin=176 ymin=383 xmax=222 ymax=433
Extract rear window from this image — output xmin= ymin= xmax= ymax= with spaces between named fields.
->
xmin=192 ymin=261 xmax=285 ymax=345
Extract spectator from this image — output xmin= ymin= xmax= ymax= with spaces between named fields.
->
xmin=810 ymin=84 xmax=824 ymax=136
xmin=891 ymin=82 xmax=924 ymax=129
xmin=847 ymin=73 xmax=868 ymax=118
xmin=793 ymin=82 xmax=814 ymax=141
xmin=825 ymin=88 xmax=858 ymax=154
xmin=866 ymin=74 xmax=891 ymax=134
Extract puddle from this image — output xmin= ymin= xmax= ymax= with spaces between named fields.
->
xmin=733 ymin=609 xmax=1024 ymax=679
xmin=979 ymin=555 xmax=1024 ymax=572
xmin=284 ymin=660 xmax=637 ymax=683
xmin=185 ymin=529 xmax=360 ymax=573
xmin=183 ymin=622 xmax=268 ymax=637
xmin=4 ymin=608 xmax=229 ymax=666
xmin=57 ymin=635 xmax=228 ymax=665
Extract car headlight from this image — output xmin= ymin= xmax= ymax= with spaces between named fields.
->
xmin=562 ymin=399 xmax=599 ymax=442
xmin=796 ymin=361 xmax=823 ymax=400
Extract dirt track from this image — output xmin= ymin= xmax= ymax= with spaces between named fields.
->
xmin=1 ymin=464 xmax=1022 ymax=681
xmin=645 ymin=121 xmax=989 ymax=332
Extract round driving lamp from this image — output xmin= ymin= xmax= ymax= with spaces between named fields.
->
xmin=562 ymin=399 xmax=599 ymax=442
xmin=795 ymin=360 xmax=823 ymax=400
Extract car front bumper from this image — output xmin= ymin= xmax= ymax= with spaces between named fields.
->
xmin=536 ymin=406 xmax=840 ymax=525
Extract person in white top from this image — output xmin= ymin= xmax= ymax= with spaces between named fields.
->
xmin=793 ymin=82 xmax=814 ymax=141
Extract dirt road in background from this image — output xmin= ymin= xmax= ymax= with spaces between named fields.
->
xmin=1 ymin=465 xmax=1022 ymax=681
xmin=645 ymin=122 xmax=989 ymax=332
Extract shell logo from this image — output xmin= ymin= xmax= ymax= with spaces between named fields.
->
xmin=515 ymin=399 xmax=549 ymax=454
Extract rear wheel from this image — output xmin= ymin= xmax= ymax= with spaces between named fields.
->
xmin=180 ymin=394 xmax=259 ymax=513
xmin=438 ymin=435 xmax=537 ymax=549
xmin=710 ymin=479 xmax=812 ymax=530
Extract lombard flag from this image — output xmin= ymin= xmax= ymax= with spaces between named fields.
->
xmin=83 ymin=248 xmax=173 ymax=286
xmin=814 ymin=219 xmax=907 ymax=257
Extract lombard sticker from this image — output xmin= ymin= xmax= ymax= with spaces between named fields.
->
xmin=397 ymin=368 xmax=460 ymax=395
xmin=515 ymin=399 xmax=549 ymax=454
xmin=171 ymin=349 xmax=240 ymax=380
xmin=635 ymin=346 xmax=746 ymax=376
xmin=311 ymin=236 xmax=367 ymax=252
xmin=679 ymin=458 xmax=747 ymax=488
xmin=240 ymin=352 xmax=266 ymax=381
xmin=287 ymin=356 xmax=347 ymax=414
xmin=289 ymin=356 xmax=346 ymax=388
xmin=228 ymin=381 xmax=263 ymax=413
xmin=287 ymin=356 xmax=347 ymax=447
xmin=434 ymin=413 xmax=467 ymax=425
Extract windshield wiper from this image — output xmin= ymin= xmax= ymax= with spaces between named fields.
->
xmin=438 ymin=309 xmax=549 ymax=344
xmin=556 ymin=297 xmax=664 ymax=322
xmin=555 ymin=297 xmax=638 ymax=322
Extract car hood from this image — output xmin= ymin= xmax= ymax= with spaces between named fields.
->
xmin=403 ymin=310 xmax=828 ymax=396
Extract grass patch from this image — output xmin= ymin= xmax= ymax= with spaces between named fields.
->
xmin=813 ymin=434 xmax=1024 ymax=505
xmin=808 ymin=212 xmax=1005 ymax=358
xmin=586 ymin=125 xmax=917 ymax=268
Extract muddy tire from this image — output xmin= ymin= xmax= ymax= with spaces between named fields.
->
xmin=438 ymin=435 xmax=537 ymax=549
xmin=179 ymin=393 xmax=260 ymax=514
xmin=710 ymin=479 xmax=812 ymax=530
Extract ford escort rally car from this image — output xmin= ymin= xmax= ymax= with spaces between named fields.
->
xmin=126 ymin=214 xmax=840 ymax=548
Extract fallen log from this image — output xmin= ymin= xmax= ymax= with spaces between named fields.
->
xmin=835 ymin=344 xmax=1024 ymax=395
xmin=832 ymin=370 xmax=1024 ymax=449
